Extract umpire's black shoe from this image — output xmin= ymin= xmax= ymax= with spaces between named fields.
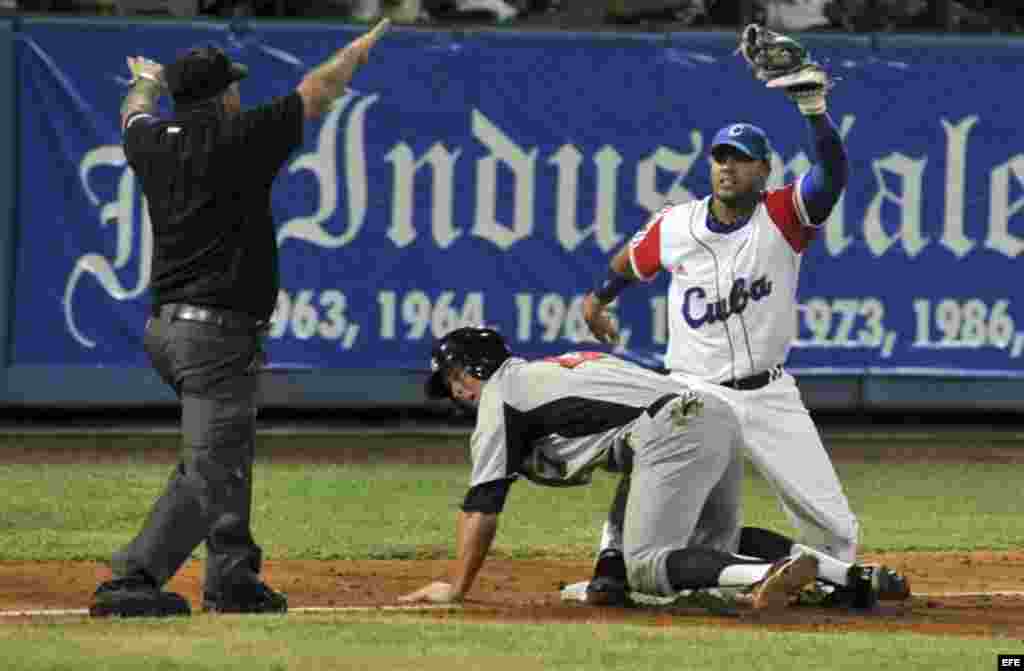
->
xmin=89 ymin=575 xmax=191 ymax=618
xmin=203 ymin=581 xmax=288 ymax=614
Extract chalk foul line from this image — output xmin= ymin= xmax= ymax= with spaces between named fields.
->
xmin=1 ymin=592 xmax=1023 ymax=619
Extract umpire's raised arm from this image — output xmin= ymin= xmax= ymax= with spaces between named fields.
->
xmin=121 ymin=56 xmax=166 ymax=130
xmin=297 ymin=18 xmax=390 ymax=120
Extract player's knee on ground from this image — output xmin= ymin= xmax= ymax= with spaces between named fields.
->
xmin=664 ymin=547 xmax=765 ymax=591
xmin=626 ymin=546 xmax=767 ymax=595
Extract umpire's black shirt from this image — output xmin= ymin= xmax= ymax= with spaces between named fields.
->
xmin=123 ymin=92 xmax=304 ymax=320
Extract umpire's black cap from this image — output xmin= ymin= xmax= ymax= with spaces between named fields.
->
xmin=165 ymin=46 xmax=249 ymax=106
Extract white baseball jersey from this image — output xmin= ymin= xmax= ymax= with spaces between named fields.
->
xmin=604 ymin=179 xmax=861 ymax=564
xmin=628 ymin=183 xmax=816 ymax=383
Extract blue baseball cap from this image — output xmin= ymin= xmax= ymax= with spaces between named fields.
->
xmin=711 ymin=123 xmax=771 ymax=161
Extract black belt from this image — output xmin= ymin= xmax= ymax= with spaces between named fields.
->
xmin=646 ymin=393 xmax=680 ymax=418
xmin=154 ymin=303 xmax=269 ymax=332
xmin=719 ymin=365 xmax=783 ymax=391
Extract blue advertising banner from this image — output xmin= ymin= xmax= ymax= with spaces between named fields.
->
xmin=11 ymin=22 xmax=1024 ymax=377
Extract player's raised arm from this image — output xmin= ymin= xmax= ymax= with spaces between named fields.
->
xmin=796 ymin=114 xmax=847 ymax=226
xmin=297 ymin=18 xmax=390 ymax=120
xmin=739 ymin=24 xmax=848 ymax=227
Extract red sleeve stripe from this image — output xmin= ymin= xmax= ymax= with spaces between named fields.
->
xmin=764 ymin=185 xmax=812 ymax=254
xmin=628 ymin=215 xmax=664 ymax=281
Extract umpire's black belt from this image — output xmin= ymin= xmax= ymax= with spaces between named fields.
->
xmin=154 ymin=303 xmax=269 ymax=333
xmin=719 ymin=365 xmax=783 ymax=391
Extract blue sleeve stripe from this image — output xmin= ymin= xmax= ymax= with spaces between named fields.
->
xmin=793 ymin=174 xmax=814 ymax=228
xmin=798 ymin=114 xmax=848 ymax=226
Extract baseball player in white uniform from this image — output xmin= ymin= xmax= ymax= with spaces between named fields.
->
xmin=399 ymin=327 xmax=819 ymax=609
xmin=578 ymin=29 xmax=910 ymax=608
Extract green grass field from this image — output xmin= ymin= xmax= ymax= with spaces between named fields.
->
xmin=1 ymin=459 xmax=1021 ymax=561
xmin=0 ymin=434 xmax=1020 ymax=670
xmin=0 ymin=614 xmax=1012 ymax=671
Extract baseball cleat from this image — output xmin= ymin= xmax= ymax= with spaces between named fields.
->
xmin=584 ymin=576 xmax=633 ymax=607
xmin=203 ymin=580 xmax=288 ymax=614
xmin=840 ymin=564 xmax=912 ymax=609
xmin=849 ymin=564 xmax=880 ymax=609
xmin=750 ymin=554 xmax=819 ymax=611
xmin=848 ymin=564 xmax=911 ymax=607
xmin=90 ymin=576 xmax=191 ymax=618
xmin=585 ymin=549 xmax=633 ymax=607
xmin=798 ymin=565 xmax=912 ymax=610
xmin=874 ymin=565 xmax=912 ymax=600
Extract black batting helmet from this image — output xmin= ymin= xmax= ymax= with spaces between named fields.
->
xmin=425 ymin=327 xmax=511 ymax=400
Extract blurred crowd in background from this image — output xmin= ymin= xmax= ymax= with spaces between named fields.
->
xmin=5 ymin=0 xmax=1023 ymax=34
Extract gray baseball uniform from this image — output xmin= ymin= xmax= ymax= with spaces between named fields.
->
xmin=467 ymin=351 xmax=742 ymax=595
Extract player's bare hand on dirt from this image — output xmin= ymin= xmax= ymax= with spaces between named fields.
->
xmin=347 ymin=18 xmax=390 ymax=66
xmin=399 ymin=581 xmax=461 ymax=604
xmin=583 ymin=293 xmax=620 ymax=345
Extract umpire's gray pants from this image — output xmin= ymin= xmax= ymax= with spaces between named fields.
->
xmin=111 ymin=315 xmax=265 ymax=595
xmin=623 ymin=391 xmax=743 ymax=596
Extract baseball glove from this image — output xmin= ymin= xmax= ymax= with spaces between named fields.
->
xmin=738 ymin=24 xmax=833 ymax=116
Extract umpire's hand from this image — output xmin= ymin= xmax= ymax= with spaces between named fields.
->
xmin=348 ymin=17 xmax=390 ymax=66
xmin=127 ymin=56 xmax=166 ymax=89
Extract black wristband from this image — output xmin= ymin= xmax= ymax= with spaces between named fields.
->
xmin=593 ymin=271 xmax=634 ymax=304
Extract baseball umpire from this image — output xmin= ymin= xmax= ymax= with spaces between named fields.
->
xmin=399 ymin=326 xmax=819 ymax=609
xmin=89 ymin=21 xmax=390 ymax=618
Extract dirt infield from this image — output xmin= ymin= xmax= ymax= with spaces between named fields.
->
xmin=2 ymin=553 xmax=1024 ymax=637
xmin=1 ymin=438 xmax=1022 ymax=637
